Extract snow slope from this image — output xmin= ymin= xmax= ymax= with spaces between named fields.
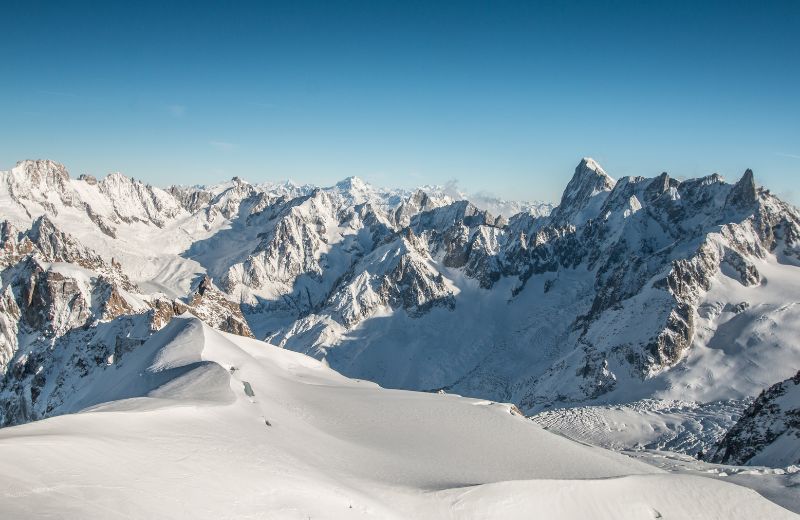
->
xmin=530 ymin=252 xmax=800 ymax=457
xmin=0 ymin=315 xmax=793 ymax=519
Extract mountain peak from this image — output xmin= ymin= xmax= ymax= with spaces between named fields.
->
xmin=566 ymin=158 xmax=615 ymax=197
xmin=336 ymin=176 xmax=368 ymax=191
xmin=551 ymin=158 xmax=616 ymax=226
xmin=11 ymin=159 xmax=70 ymax=189
xmin=333 ymin=176 xmax=375 ymax=205
xmin=103 ymin=171 xmax=135 ymax=183
xmin=15 ymin=159 xmax=68 ymax=174
xmin=726 ymin=168 xmax=758 ymax=208
xmin=578 ymin=157 xmax=604 ymax=173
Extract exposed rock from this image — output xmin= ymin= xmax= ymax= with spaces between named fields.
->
xmin=78 ymin=174 xmax=98 ymax=185
xmin=186 ymin=276 xmax=254 ymax=338
xmin=146 ymin=277 xmax=254 ymax=338
xmin=2 ymin=157 xmax=800 ymax=428
xmin=550 ymin=157 xmax=616 ymax=226
xmin=726 ymin=169 xmax=758 ymax=209
xmin=711 ymin=371 xmax=800 ymax=466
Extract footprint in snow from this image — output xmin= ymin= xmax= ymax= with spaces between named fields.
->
xmin=242 ymin=381 xmax=255 ymax=398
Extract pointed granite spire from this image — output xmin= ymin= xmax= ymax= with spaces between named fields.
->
xmin=551 ymin=158 xmax=616 ymax=226
xmin=726 ymin=169 xmax=757 ymax=208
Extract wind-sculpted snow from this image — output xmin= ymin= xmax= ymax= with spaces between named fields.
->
xmin=0 ymin=316 xmax=793 ymax=519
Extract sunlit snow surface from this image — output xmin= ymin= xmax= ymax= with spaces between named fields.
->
xmin=0 ymin=316 xmax=795 ymax=519
xmin=530 ymin=254 xmax=800 ymax=454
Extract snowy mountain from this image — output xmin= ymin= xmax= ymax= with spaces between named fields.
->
xmin=0 ymin=315 xmax=793 ymax=519
xmin=2 ymin=157 xmax=800 ymax=516
xmin=711 ymin=371 xmax=800 ymax=467
xmin=1 ymin=157 xmax=799 ymax=448
xmin=267 ymin=159 xmax=800 ymax=416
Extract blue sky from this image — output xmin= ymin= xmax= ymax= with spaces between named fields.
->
xmin=1 ymin=0 xmax=798 ymax=203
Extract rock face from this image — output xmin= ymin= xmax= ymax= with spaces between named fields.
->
xmin=710 ymin=371 xmax=800 ymax=467
xmin=157 ymin=276 xmax=255 ymax=338
xmin=0 ymin=214 xmax=253 ymax=426
xmin=1 ymin=157 xmax=799 ymax=428
xmin=265 ymin=163 xmax=800 ymax=411
xmin=549 ymin=158 xmax=616 ymax=226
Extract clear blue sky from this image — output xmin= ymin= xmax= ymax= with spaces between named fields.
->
xmin=2 ymin=0 xmax=798 ymax=203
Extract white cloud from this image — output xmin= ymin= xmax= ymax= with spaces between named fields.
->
xmin=442 ymin=179 xmax=463 ymax=199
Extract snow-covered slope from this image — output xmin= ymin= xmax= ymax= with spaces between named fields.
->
xmin=711 ymin=371 xmax=800 ymax=467
xmin=0 ymin=214 xmax=252 ymax=425
xmin=2 ymin=157 xmax=799 ymax=462
xmin=0 ymin=315 xmax=793 ymax=519
xmin=268 ymin=161 xmax=800 ymax=418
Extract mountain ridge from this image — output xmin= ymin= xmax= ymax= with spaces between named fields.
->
xmin=1 ymin=158 xmax=798 ymax=446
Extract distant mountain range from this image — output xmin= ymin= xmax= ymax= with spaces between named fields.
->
xmin=2 ymin=157 xmax=798 ymax=464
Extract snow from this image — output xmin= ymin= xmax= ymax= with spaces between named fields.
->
xmin=3 ymin=158 xmax=800 ymax=516
xmin=532 ymin=398 xmax=749 ymax=455
xmin=626 ymin=449 xmax=800 ymax=515
xmin=663 ymin=253 xmax=800 ymax=402
xmin=753 ymin=430 xmax=800 ymax=468
xmin=0 ymin=316 xmax=793 ymax=518
xmin=527 ymin=248 xmax=800 ymax=461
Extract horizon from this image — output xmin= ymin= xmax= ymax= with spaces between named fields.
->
xmin=2 ymin=155 xmax=771 ymax=208
xmin=2 ymin=1 xmax=798 ymax=204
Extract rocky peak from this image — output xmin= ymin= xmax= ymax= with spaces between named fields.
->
xmin=0 ymin=221 xmax=18 ymax=255
xmin=26 ymin=215 xmax=98 ymax=267
xmin=169 ymin=185 xmax=213 ymax=214
xmin=726 ymin=169 xmax=758 ymax=209
xmin=410 ymin=200 xmax=494 ymax=234
xmin=78 ymin=174 xmax=98 ymax=185
xmin=4 ymin=160 xmax=76 ymax=208
xmin=27 ymin=214 xmax=58 ymax=242
xmin=13 ymin=159 xmax=70 ymax=188
xmin=550 ymin=158 xmax=616 ymax=226
xmin=175 ymin=275 xmax=254 ymax=337
xmin=644 ymin=172 xmax=677 ymax=202
xmin=565 ymin=158 xmax=615 ymax=198
xmin=410 ymin=189 xmax=432 ymax=207
xmin=393 ymin=189 xmax=446 ymax=227
xmin=98 ymin=171 xmax=184 ymax=227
